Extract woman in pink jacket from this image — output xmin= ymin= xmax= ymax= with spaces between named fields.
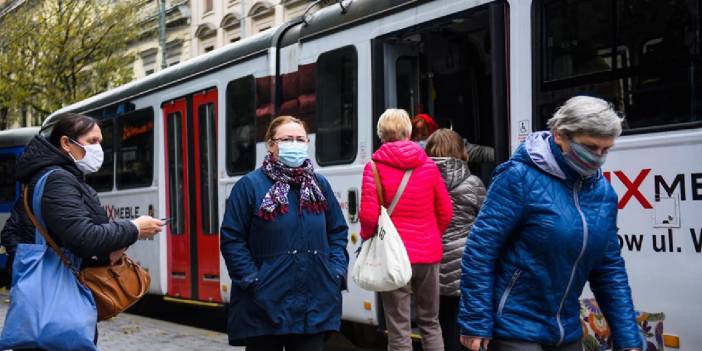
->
xmin=359 ymin=108 xmax=453 ymax=351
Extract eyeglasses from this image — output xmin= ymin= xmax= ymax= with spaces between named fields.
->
xmin=272 ymin=136 xmax=309 ymax=144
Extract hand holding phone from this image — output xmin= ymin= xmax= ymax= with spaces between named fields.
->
xmin=134 ymin=216 xmax=165 ymax=239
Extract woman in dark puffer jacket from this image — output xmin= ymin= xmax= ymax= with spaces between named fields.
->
xmin=1 ymin=113 xmax=163 ymax=349
xmin=426 ymin=129 xmax=486 ymax=351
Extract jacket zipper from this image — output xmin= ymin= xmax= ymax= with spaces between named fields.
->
xmin=556 ymin=180 xmax=588 ymax=345
xmin=497 ymin=268 xmax=522 ymax=316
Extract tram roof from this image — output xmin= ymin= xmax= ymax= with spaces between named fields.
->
xmin=44 ymin=0 xmax=430 ymax=127
xmin=44 ymin=27 xmax=277 ymax=127
xmin=0 ymin=127 xmax=40 ymax=148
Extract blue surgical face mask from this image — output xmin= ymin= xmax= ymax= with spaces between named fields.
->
xmin=278 ymin=141 xmax=309 ymax=168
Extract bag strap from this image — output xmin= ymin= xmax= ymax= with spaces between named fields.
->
xmin=370 ymin=161 xmax=385 ymax=208
xmin=388 ymin=170 xmax=412 ymax=216
xmin=369 ymin=161 xmax=413 ymax=216
xmin=22 ymin=172 xmax=77 ymax=274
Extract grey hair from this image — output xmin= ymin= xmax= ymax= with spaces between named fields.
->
xmin=547 ymin=96 xmax=624 ymax=138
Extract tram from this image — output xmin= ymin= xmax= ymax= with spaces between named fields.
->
xmin=0 ymin=127 xmax=41 ymax=285
xmin=1 ymin=0 xmax=700 ymax=348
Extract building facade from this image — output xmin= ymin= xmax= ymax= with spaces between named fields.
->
xmin=191 ymin=0 xmax=313 ymax=56
xmin=131 ymin=0 xmax=192 ymax=79
xmin=134 ymin=0 xmax=320 ymax=79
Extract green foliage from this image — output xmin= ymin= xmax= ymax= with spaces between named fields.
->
xmin=0 ymin=0 xmax=140 ymax=126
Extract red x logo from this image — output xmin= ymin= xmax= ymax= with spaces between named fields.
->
xmin=104 ymin=204 xmax=116 ymax=220
xmin=604 ymin=169 xmax=652 ymax=209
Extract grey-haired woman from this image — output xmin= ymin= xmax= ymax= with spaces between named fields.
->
xmin=459 ymin=96 xmax=642 ymax=351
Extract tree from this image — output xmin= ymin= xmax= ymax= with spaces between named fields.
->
xmin=0 ymin=0 xmax=140 ymax=127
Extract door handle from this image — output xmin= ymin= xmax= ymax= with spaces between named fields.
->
xmin=347 ymin=187 xmax=359 ymax=223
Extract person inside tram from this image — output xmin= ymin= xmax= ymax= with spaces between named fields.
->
xmin=359 ymin=108 xmax=452 ymax=351
xmin=220 ymin=115 xmax=349 ymax=351
xmin=0 ymin=112 xmax=164 ymax=349
xmin=463 ymin=138 xmax=495 ymax=164
xmin=411 ymin=112 xmax=495 ymax=164
xmin=411 ymin=113 xmax=439 ymax=148
xmin=425 ymin=128 xmax=486 ymax=351
xmin=458 ymin=96 xmax=642 ymax=351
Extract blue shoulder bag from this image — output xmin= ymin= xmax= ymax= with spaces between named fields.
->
xmin=0 ymin=169 xmax=98 ymax=350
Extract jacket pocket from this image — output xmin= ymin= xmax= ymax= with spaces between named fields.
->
xmin=251 ymin=256 xmax=293 ymax=326
xmin=497 ymin=268 xmax=522 ymax=316
xmin=318 ymin=254 xmax=341 ymax=285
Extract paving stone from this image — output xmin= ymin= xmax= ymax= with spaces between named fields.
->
xmin=0 ymin=289 xmax=242 ymax=350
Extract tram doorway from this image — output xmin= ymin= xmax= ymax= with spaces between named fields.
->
xmin=162 ymin=88 xmax=222 ymax=303
xmin=373 ymin=1 xmax=510 ymax=183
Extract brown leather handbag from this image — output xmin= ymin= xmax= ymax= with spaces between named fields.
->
xmin=23 ymin=186 xmax=151 ymax=321
xmin=78 ymin=254 xmax=150 ymax=321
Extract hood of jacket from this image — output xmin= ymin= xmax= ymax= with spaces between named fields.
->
xmin=16 ymin=135 xmax=82 ymax=182
xmin=431 ymin=157 xmax=472 ymax=191
xmin=372 ymin=140 xmax=427 ymax=170
xmin=513 ymin=131 xmax=600 ymax=183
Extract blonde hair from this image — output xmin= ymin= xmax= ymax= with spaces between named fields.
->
xmin=377 ymin=108 xmax=412 ymax=143
xmin=425 ymin=129 xmax=468 ymax=161
xmin=264 ymin=115 xmax=307 ymax=143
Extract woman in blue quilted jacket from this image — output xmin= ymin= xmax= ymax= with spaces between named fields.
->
xmin=458 ymin=96 xmax=642 ymax=351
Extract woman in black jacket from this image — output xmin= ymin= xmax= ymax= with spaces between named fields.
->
xmin=0 ymin=113 xmax=163 ymax=348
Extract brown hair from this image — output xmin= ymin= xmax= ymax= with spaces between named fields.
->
xmin=264 ymin=115 xmax=307 ymax=143
xmin=425 ymin=128 xmax=468 ymax=161
xmin=48 ymin=113 xmax=98 ymax=148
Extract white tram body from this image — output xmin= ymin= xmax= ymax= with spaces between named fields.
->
xmin=1 ymin=0 xmax=700 ymax=348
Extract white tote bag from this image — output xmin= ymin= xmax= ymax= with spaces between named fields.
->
xmin=352 ymin=162 xmax=412 ymax=292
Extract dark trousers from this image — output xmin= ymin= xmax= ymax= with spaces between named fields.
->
xmin=490 ymin=339 xmax=583 ymax=351
xmin=245 ymin=333 xmax=326 ymax=351
xmin=439 ymin=295 xmax=468 ymax=351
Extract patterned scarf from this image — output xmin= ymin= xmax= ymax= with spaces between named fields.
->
xmin=259 ymin=153 xmax=327 ymax=221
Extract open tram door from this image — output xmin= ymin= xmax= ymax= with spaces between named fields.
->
xmin=372 ymin=1 xmax=510 ymax=184
xmin=368 ymin=0 xmax=510 ymax=338
xmin=162 ymin=88 xmax=222 ymax=303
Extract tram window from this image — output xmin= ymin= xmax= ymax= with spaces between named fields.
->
xmin=534 ymin=0 xmax=701 ymax=132
xmin=542 ymin=0 xmax=613 ymax=82
xmin=225 ymin=75 xmax=256 ymax=176
xmin=86 ymin=119 xmax=114 ymax=192
xmin=166 ymin=111 xmax=185 ymax=235
xmin=198 ymin=103 xmax=218 ymax=234
xmin=315 ymin=46 xmax=358 ymax=166
xmin=0 ymin=154 xmax=16 ymax=203
xmin=116 ymin=108 xmax=154 ymax=189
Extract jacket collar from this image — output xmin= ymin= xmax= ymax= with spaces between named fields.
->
xmin=516 ymin=131 xmax=601 ymax=185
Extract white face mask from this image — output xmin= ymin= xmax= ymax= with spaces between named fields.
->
xmin=70 ymin=139 xmax=104 ymax=174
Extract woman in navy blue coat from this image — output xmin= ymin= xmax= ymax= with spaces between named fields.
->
xmin=220 ymin=116 xmax=349 ymax=351
xmin=459 ymin=97 xmax=642 ymax=351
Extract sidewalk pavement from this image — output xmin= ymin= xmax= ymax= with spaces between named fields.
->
xmin=0 ymin=289 xmax=242 ymax=350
